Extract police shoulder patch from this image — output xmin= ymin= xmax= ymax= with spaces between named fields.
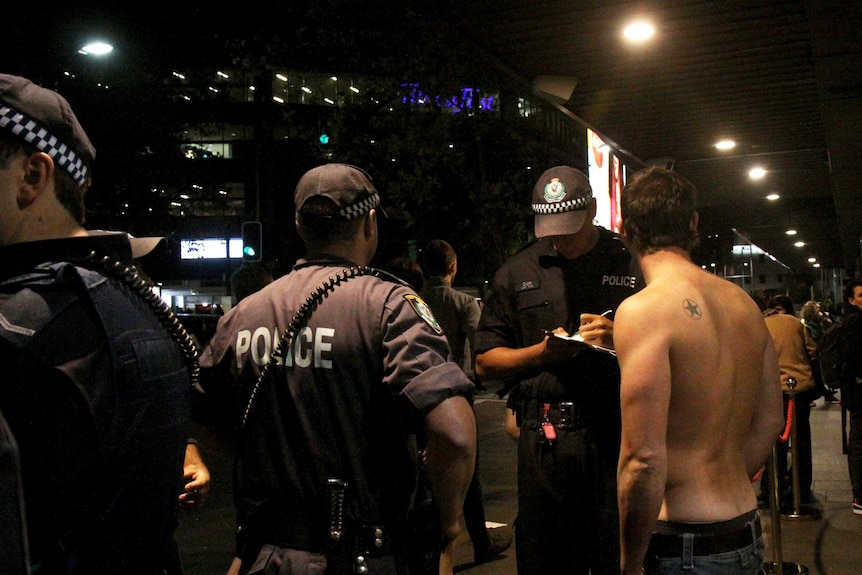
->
xmin=404 ymin=294 xmax=443 ymax=334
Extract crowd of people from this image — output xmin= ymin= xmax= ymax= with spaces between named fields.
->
xmin=2 ymin=71 xmax=861 ymax=575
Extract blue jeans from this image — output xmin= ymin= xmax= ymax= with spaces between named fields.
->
xmin=644 ymin=511 xmax=765 ymax=575
xmin=644 ymin=539 xmax=764 ymax=575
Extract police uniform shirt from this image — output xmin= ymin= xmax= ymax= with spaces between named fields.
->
xmin=200 ymin=255 xmax=473 ymax=525
xmin=0 ymin=234 xmax=191 ymax=572
xmin=475 ymin=230 xmax=643 ymax=410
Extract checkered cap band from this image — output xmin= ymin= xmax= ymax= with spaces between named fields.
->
xmin=532 ymin=195 xmax=590 ymax=215
xmin=339 ymin=192 xmax=380 ymax=220
xmin=0 ymin=105 xmax=89 ymax=187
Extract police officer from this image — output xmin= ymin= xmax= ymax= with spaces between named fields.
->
xmin=199 ymin=163 xmax=476 ymax=575
xmin=475 ymin=166 xmax=643 ymax=575
xmin=0 ymin=74 xmax=194 ymax=573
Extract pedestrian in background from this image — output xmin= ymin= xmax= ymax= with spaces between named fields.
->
xmin=419 ymin=240 xmax=481 ymax=382
xmin=420 ymin=239 xmax=513 ymax=565
xmin=475 ymin=166 xmax=643 ymax=575
xmin=819 ymin=279 xmax=862 ymax=515
xmin=230 ymin=262 xmax=274 ymax=304
xmin=384 ymin=256 xmax=425 ymax=291
xmin=801 ymin=299 xmax=839 ymax=404
xmin=760 ymin=294 xmax=818 ymax=508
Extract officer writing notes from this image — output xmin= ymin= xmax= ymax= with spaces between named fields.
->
xmin=200 ymin=163 xmax=476 ymax=575
xmin=474 ymin=166 xmax=643 ymax=575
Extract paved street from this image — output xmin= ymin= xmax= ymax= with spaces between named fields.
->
xmin=175 ymin=388 xmax=862 ymax=574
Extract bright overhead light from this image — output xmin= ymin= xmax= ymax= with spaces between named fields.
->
xmin=794 ymin=241 xmax=805 ymax=247
xmin=79 ymin=41 xmax=113 ymax=56
xmin=623 ymin=21 xmax=655 ymax=42
xmin=808 ymin=257 xmax=817 ymax=263
xmin=715 ymin=140 xmax=735 ymax=150
xmin=766 ymin=193 xmax=780 ymax=201
xmin=813 ymin=263 xmax=821 ymax=268
xmin=785 ymin=229 xmax=797 ymax=235
xmin=749 ymin=167 xmax=767 ymax=179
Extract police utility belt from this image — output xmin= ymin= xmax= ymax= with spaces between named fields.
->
xmin=247 ymin=479 xmax=393 ymax=575
xmin=525 ymin=400 xmax=589 ymax=429
xmin=524 ymin=400 xmax=593 ymax=443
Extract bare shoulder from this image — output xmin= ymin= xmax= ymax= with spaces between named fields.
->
xmin=703 ymin=274 xmax=765 ymax=321
xmin=615 ymin=283 xmax=677 ymax=349
xmin=616 ymin=284 xmax=664 ymax=327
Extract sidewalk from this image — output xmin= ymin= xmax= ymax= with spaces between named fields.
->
xmin=758 ymin=397 xmax=862 ymax=574
xmin=175 ymin=392 xmax=862 ymax=575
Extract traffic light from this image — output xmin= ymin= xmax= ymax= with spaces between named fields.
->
xmin=242 ymin=221 xmax=262 ymax=261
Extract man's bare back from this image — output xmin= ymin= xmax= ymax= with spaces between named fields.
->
xmin=616 ymin=252 xmax=781 ymax=524
xmin=615 ymin=249 xmax=783 ymax=574
xmin=616 ymin=166 xmax=784 ymax=574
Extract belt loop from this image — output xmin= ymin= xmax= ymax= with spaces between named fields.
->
xmin=748 ymin=517 xmax=758 ymax=545
xmin=682 ymin=532 xmax=694 ymax=570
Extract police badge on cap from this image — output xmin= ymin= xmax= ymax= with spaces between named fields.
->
xmin=531 ymin=166 xmax=593 ymax=238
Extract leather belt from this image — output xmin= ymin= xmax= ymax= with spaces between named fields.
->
xmin=647 ymin=515 xmax=762 ymax=558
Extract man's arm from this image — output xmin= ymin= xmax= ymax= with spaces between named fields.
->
xmin=615 ymin=297 xmax=671 ymax=575
xmin=475 ymin=330 xmax=576 ymax=382
xmin=475 ymin=342 xmax=545 ymax=382
xmin=745 ymin=334 xmax=784 ymax=479
xmin=178 ymin=441 xmax=211 ymax=510
xmin=422 ymin=395 xmax=477 ymax=572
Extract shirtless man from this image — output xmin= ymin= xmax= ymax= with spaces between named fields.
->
xmin=614 ymin=166 xmax=784 ymax=575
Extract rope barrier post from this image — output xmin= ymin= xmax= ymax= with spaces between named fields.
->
xmin=762 ymin=445 xmax=785 ymax=575
xmin=761 ymin=422 xmax=809 ymax=574
xmin=781 ymin=377 xmax=821 ymax=522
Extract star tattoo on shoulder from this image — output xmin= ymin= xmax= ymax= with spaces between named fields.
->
xmin=682 ymin=298 xmax=703 ymax=319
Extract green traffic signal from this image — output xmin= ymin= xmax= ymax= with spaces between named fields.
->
xmin=242 ymin=221 xmax=262 ymax=261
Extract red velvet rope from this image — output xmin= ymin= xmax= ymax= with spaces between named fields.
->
xmin=751 ymin=397 xmax=795 ymax=483
xmin=778 ymin=398 xmax=794 ymax=444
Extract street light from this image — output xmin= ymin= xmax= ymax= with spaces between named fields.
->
xmin=79 ymin=41 xmax=113 ymax=56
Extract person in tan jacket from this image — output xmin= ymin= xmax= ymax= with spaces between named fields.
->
xmin=760 ymin=294 xmax=818 ymax=508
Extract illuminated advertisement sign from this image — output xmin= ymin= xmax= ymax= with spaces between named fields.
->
xmin=587 ymin=128 xmax=611 ymax=230
xmin=587 ymin=128 xmax=626 ymax=233
xmin=400 ymin=83 xmax=497 ymax=112
xmin=611 ymin=154 xmax=623 ymax=233
xmin=181 ymin=238 xmax=243 ymax=260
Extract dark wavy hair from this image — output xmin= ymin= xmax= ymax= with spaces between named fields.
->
xmin=620 ymin=166 xmax=699 ymax=255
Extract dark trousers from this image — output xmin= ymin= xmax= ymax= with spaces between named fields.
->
xmin=515 ymin=425 xmax=619 ymax=575
xmin=762 ymin=390 xmax=815 ymax=501
xmin=849 ymin=405 xmax=862 ymax=500
xmin=463 ymin=453 xmax=491 ymax=552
